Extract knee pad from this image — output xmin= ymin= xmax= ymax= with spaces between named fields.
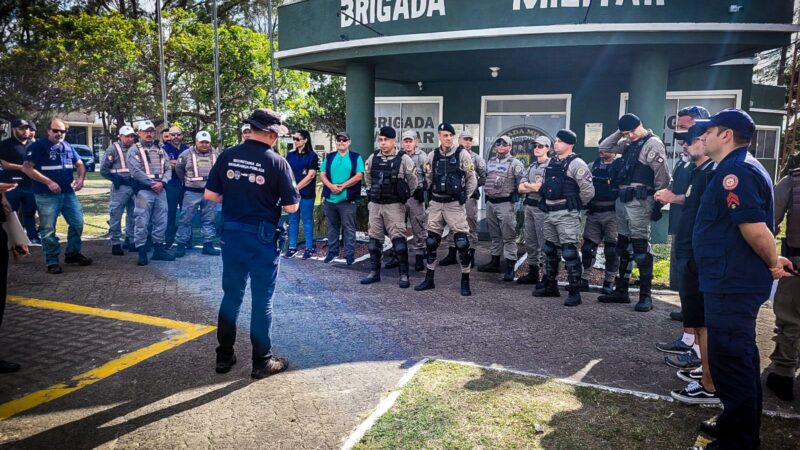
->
xmin=562 ymin=243 xmax=579 ymax=263
xmin=603 ymin=242 xmax=618 ymax=260
xmin=368 ymin=238 xmax=382 ymax=253
xmin=631 ymin=238 xmax=650 ymax=256
xmin=454 ymin=232 xmax=470 ymax=251
xmin=392 ymin=237 xmax=408 ymax=254
xmin=543 ymin=241 xmax=558 ymax=258
xmin=633 ymin=251 xmax=653 ymax=268
xmin=581 ymin=240 xmax=597 ymax=259
xmin=425 ymin=232 xmax=442 ymax=250
xmin=616 ymin=234 xmax=631 ymax=255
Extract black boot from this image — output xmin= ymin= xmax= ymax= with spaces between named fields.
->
xmin=439 ymin=247 xmax=457 ymax=266
xmin=151 ymin=243 xmax=176 ymax=261
xmin=361 ymin=241 xmax=382 ymax=284
xmin=202 ymin=242 xmax=221 ymax=256
xmin=384 ymin=249 xmax=399 ymax=269
xmin=414 ymin=269 xmax=435 ymax=291
xmin=533 ymin=276 xmax=560 ymax=297
xmin=563 ymin=245 xmax=583 ymax=306
xmin=112 ymin=244 xmax=124 ymax=256
xmin=393 ymin=239 xmax=410 ymax=289
xmin=766 ymin=373 xmax=796 ymax=401
xmin=478 ymin=255 xmax=501 ymax=273
xmin=579 ymin=278 xmax=590 ymax=292
xmin=564 ymin=287 xmax=582 ymax=307
xmin=137 ymin=247 xmax=148 ymax=266
xmin=469 ymin=248 xmax=475 ymax=268
xmin=517 ymin=264 xmax=540 ymax=285
xmin=414 ymin=254 xmax=425 ymax=272
xmin=598 ymin=277 xmax=631 ymax=303
xmin=503 ymin=259 xmax=516 ymax=282
xmin=460 ymin=273 xmax=472 ymax=296
xmin=634 ymin=253 xmax=654 ymax=312
xmin=176 ymin=243 xmax=187 ymax=258
xmin=601 ymin=280 xmax=615 ymax=296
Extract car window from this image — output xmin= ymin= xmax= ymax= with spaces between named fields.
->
xmin=75 ymin=148 xmax=93 ymax=157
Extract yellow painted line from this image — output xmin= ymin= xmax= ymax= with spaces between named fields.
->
xmin=0 ymin=296 xmax=216 ymax=421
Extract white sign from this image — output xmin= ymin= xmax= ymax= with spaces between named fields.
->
xmin=584 ymin=123 xmax=603 ymax=148
xmin=340 ymin=0 xmax=446 ymax=28
xmin=513 ymin=0 xmax=664 ymax=9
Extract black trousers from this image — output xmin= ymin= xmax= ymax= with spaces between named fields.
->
xmin=1 ymin=226 xmax=8 ymax=329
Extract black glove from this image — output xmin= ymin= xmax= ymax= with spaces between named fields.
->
xmin=650 ymin=202 xmax=664 ymax=222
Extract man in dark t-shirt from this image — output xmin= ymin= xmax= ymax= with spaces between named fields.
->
xmin=0 ymin=119 xmax=40 ymax=243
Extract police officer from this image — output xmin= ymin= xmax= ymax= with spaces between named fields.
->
xmin=440 ymin=130 xmax=485 ymax=267
xmin=689 ymin=109 xmax=793 ymax=450
xmin=765 ymin=166 xmax=800 ymax=402
xmin=101 ymin=126 xmax=137 ymax=255
xmin=597 ymin=113 xmax=670 ymax=312
xmin=402 ymin=130 xmax=429 ymax=272
xmin=175 ymin=130 xmax=220 ymax=257
xmin=580 ymin=146 xmax=622 ymax=295
xmin=361 ymin=127 xmax=418 ymax=288
xmin=414 ymin=123 xmax=477 ymax=296
xmin=128 ymin=120 xmax=175 ymax=265
xmin=204 ymin=108 xmax=299 ymax=379
xmin=518 ymin=136 xmax=551 ymax=285
xmin=478 ymin=135 xmax=524 ymax=281
xmin=533 ymin=129 xmax=594 ymax=307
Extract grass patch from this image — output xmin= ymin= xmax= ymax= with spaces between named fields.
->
xmin=356 ymin=361 xmax=799 ymax=450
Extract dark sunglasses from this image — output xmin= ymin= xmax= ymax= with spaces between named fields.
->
xmin=462 ymin=137 xmax=473 ymax=141
xmin=534 ymin=144 xmax=547 ymax=149
xmin=292 ymin=137 xmax=304 ymax=141
xmin=495 ymin=141 xmax=510 ymax=146
xmin=50 ymin=129 xmax=66 ymax=134
xmin=336 ymin=138 xmax=349 ymax=143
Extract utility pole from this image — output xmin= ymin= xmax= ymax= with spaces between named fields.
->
xmin=156 ymin=0 xmax=169 ymax=128
xmin=213 ymin=0 xmax=223 ymax=146
xmin=267 ymin=0 xmax=278 ymax=108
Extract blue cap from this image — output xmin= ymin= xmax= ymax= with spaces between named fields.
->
xmin=674 ymin=124 xmax=705 ymax=146
xmin=693 ymin=108 xmax=755 ymax=141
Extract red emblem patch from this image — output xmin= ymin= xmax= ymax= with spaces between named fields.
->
xmin=722 ymin=174 xmax=738 ymax=191
xmin=726 ymin=192 xmax=740 ymax=209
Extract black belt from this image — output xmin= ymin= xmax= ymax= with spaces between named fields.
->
xmin=487 ymin=196 xmax=513 ymax=204
xmin=545 ymin=203 xmax=570 ymax=212
xmin=523 ymin=198 xmax=540 ymax=207
xmin=370 ymin=198 xmax=403 ymax=205
xmin=431 ymin=194 xmax=458 ymax=203
xmin=589 ymin=204 xmax=616 ymax=213
xmin=185 ymin=186 xmax=205 ymax=194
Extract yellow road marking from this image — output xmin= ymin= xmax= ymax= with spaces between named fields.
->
xmin=0 ymin=296 xmax=216 ymax=421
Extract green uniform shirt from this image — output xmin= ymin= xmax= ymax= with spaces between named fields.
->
xmin=322 ymin=150 xmax=365 ymax=204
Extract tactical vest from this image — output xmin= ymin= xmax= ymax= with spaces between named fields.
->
xmin=591 ymin=158 xmax=618 ymax=202
xmin=484 ymin=155 xmax=515 ymax=198
xmin=368 ymin=151 xmax=410 ymax=204
xmin=136 ymin=143 xmax=164 ymax=180
xmin=431 ymin=147 xmax=465 ymax=201
xmin=111 ymin=143 xmax=130 ymax=175
xmin=616 ymin=135 xmax=654 ymax=187
xmin=542 ymin=154 xmax=580 ymax=201
xmin=185 ymin=149 xmax=217 ymax=182
xmin=788 ymin=168 xmax=800 ymax=249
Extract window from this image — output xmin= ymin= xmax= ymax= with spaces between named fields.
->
xmin=65 ymin=126 xmax=88 ymax=146
xmin=375 ymin=97 xmax=442 ymax=153
xmin=481 ymin=95 xmax=570 ymax=166
xmin=749 ymin=126 xmax=779 ymax=159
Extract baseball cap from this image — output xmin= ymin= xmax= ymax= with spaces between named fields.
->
xmin=459 ymin=130 xmax=473 ymax=139
xmin=437 ymin=123 xmax=455 ymax=134
xmin=242 ymin=108 xmax=288 ymax=135
xmin=137 ymin=120 xmax=156 ymax=131
xmin=196 ymin=130 xmax=212 ymax=142
xmin=534 ymin=136 xmax=551 ymax=147
xmin=496 ymin=135 xmax=512 ymax=146
xmin=335 ymin=131 xmax=350 ymax=140
xmin=118 ymin=126 xmax=135 ymax=136
xmin=401 ymin=130 xmax=417 ymax=140
xmin=692 ymin=108 xmax=755 ymax=141
xmin=11 ymin=119 xmax=31 ymax=129
xmin=241 ymin=123 xmax=251 ymax=132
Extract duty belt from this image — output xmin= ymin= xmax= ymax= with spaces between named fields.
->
xmin=618 ymin=186 xmax=654 ymax=203
xmin=523 ymin=198 xmax=540 ymax=207
xmin=544 ymin=203 xmax=571 ymax=212
xmin=486 ymin=196 xmax=513 ymax=204
xmin=431 ymin=194 xmax=459 ymax=203
xmin=589 ymin=203 xmax=616 ymax=213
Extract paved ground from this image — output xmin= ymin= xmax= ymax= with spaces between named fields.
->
xmin=0 ymin=239 xmax=797 ymax=449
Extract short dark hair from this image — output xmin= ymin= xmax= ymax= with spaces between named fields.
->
xmin=716 ymin=126 xmax=751 ymax=147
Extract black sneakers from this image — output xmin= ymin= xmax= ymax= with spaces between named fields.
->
xmin=215 ymin=354 xmax=237 ymax=374
xmin=766 ymin=372 xmax=796 ymax=401
xmin=251 ymin=356 xmax=289 ymax=379
xmin=65 ymin=252 xmax=93 ymax=265
xmin=671 ymin=381 xmax=720 ymax=405
xmin=47 ymin=264 xmax=63 ymax=274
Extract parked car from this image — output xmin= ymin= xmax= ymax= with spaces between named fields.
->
xmin=72 ymin=144 xmax=96 ymax=172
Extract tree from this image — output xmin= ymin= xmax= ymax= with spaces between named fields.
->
xmin=307 ymin=74 xmax=346 ymax=147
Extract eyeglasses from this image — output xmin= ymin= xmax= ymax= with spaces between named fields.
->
xmin=534 ymin=144 xmax=547 ymax=149
xmin=292 ymin=137 xmax=303 ymax=141
xmin=495 ymin=142 xmax=510 ymax=147
xmin=462 ymin=137 xmax=473 ymax=142
xmin=50 ymin=129 xmax=66 ymax=134
xmin=336 ymin=138 xmax=349 ymax=143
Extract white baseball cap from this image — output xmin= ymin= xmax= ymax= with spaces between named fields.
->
xmin=137 ymin=120 xmax=155 ymax=131
xmin=196 ymin=131 xmax=212 ymax=142
xmin=241 ymin=123 xmax=251 ymax=132
xmin=118 ymin=126 xmax=135 ymax=136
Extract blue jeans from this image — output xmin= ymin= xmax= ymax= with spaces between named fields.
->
xmin=323 ymin=200 xmax=357 ymax=259
xmin=217 ymin=224 xmax=282 ymax=363
xmin=287 ymin=198 xmax=315 ymax=249
xmin=165 ymin=182 xmax=183 ymax=245
xmin=6 ymin=187 xmax=39 ymax=241
xmin=35 ymin=192 xmax=84 ymax=266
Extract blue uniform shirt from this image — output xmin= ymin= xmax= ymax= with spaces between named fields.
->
xmin=24 ymin=138 xmax=79 ymax=195
xmin=205 ymin=140 xmax=300 ymax=226
xmin=692 ymin=147 xmax=774 ymax=295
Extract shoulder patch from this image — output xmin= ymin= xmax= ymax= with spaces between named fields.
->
xmin=726 ymin=192 xmax=740 ymax=209
xmin=464 ymin=162 xmax=475 ymax=172
xmin=424 ymin=162 xmax=432 ymax=173
xmin=576 ymin=168 xmax=587 ymax=178
xmin=647 ymin=150 xmax=656 ymax=161
xmin=722 ymin=174 xmax=738 ymax=191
